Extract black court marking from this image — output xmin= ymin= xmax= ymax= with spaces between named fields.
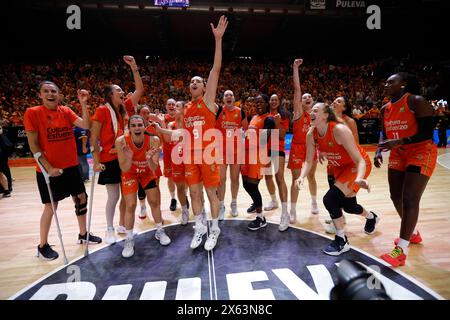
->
xmin=11 ymin=220 xmax=442 ymax=300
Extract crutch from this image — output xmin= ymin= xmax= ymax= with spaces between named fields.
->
xmin=33 ymin=154 xmax=69 ymax=265
xmin=84 ymin=169 xmax=96 ymax=257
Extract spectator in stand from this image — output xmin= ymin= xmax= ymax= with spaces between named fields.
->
xmin=0 ymin=124 xmax=13 ymax=197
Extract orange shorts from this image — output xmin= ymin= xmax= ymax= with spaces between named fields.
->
xmin=122 ymin=173 xmax=158 ymax=196
xmin=288 ymin=143 xmax=306 ymax=170
xmin=334 ymin=155 xmax=372 ymax=193
xmin=172 ymin=162 xmax=185 ymax=183
xmin=241 ymin=148 xmax=264 ymax=179
xmin=184 ymin=150 xmax=220 ymax=187
xmin=388 ymin=141 xmax=437 ymax=177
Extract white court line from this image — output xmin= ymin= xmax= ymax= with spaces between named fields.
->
xmin=437 ymin=152 xmax=450 ymax=170
xmin=9 ymin=218 xmax=444 ymax=300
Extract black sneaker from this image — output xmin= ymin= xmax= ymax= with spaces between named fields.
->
xmin=322 ymin=235 xmax=350 ymax=256
xmin=170 ymin=198 xmax=177 ymax=211
xmin=78 ymin=232 xmax=102 ymax=244
xmin=186 ymin=197 xmax=190 ymax=210
xmin=247 ymin=203 xmax=257 ymax=213
xmin=37 ymin=243 xmax=59 ymax=261
xmin=248 ymin=216 xmax=267 ymax=231
xmin=3 ymin=191 xmax=11 ymax=198
xmin=364 ymin=212 xmax=379 ymax=234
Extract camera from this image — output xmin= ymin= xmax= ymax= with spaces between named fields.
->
xmin=330 ymin=260 xmax=391 ymax=300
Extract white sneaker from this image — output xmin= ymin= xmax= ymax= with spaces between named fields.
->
xmin=311 ymin=202 xmax=319 ymax=215
xmin=116 ymin=225 xmax=127 ymax=234
xmin=289 ymin=211 xmax=297 ymax=224
xmin=264 ymin=200 xmax=279 ymax=211
xmin=279 ymin=213 xmax=290 ymax=232
xmin=122 ymin=238 xmax=135 ymax=258
xmin=219 ymin=204 xmax=225 ymax=221
xmin=139 ymin=206 xmax=147 ymax=219
xmin=230 ymin=202 xmax=238 ymax=217
xmin=325 ymin=222 xmax=336 ymax=234
xmin=181 ymin=209 xmax=189 ymax=226
xmin=204 ymin=228 xmax=221 ymax=251
xmin=190 ymin=224 xmax=207 ymax=249
xmin=105 ymin=227 xmax=116 ymax=244
xmin=155 ymin=228 xmax=171 ymax=246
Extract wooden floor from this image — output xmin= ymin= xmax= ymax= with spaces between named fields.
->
xmin=1 ymin=149 xmax=449 ymax=300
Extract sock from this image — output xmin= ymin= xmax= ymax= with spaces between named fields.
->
xmin=231 ymin=198 xmax=237 ymax=204
xmin=126 ymin=229 xmax=134 ymax=240
xmin=211 ymin=218 xmax=219 ymax=231
xmin=413 ymin=228 xmax=419 ymax=235
xmin=195 ymin=214 xmax=204 ymax=229
xmin=140 ymin=199 xmax=146 ymax=208
xmin=181 ymin=204 xmax=188 ymax=212
xmin=156 ymin=222 xmax=162 ymax=230
xmin=290 ymin=202 xmax=297 ymax=213
xmin=281 ymin=202 xmax=287 ymax=215
xmin=311 ymin=196 xmax=317 ymax=204
xmin=220 ymin=200 xmax=225 ymax=208
xmin=270 ymin=194 xmax=277 ymax=202
xmin=397 ymin=238 xmax=410 ymax=255
xmin=170 ymin=191 xmax=175 ymax=199
xmin=366 ymin=211 xmax=374 ymax=219
xmin=257 ymin=212 xmax=264 ymax=219
xmin=336 ymin=228 xmax=346 ymax=239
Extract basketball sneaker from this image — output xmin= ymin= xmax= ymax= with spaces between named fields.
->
xmin=247 ymin=203 xmax=256 ymax=213
xmin=78 ymin=232 xmax=102 ymax=244
xmin=380 ymin=246 xmax=406 ymax=267
xmin=248 ymin=216 xmax=267 ymax=230
xmin=323 ymin=235 xmax=350 ymax=256
xmin=105 ymin=227 xmax=116 ymax=244
xmin=37 ymin=243 xmax=59 ymax=261
xmin=155 ymin=229 xmax=171 ymax=246
xmin=219 ymin=204 xmax=225 ymax=221
xmin=394 ymin=231 xmax=422 ymax=246
xmin=204 ymin=228 xmax=221 ymax=251
xmin=190 ymin=224 xmax=207 ymax=249
xmin=122 ymin=238 xmax=135 ymax=258
xmin=230 ymin=202 xmax=238 ymax=217
xmin=364 ymin=212 xmax=379 ymax=234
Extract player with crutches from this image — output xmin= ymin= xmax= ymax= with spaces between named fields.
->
xmin=24 ymin=83 xmax=102 ymax=262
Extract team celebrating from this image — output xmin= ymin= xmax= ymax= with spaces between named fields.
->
xmin=24 ymin=16 xmax=437 ymax=268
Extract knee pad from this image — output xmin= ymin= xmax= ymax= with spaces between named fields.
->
xmin=243 ymin=180 xmax=262 ymax=207
xmin=138 ymin=184 xmax=146 ymax=200
xmin=323 ymin=186 xmax=344 ymax=219
xmin=342 ymin=197 xmax=363 ymax=215
xmin=327 ymin=175 xmax=335 ymax=189
xmin=75 ymin=193 xmax=88 ymax=216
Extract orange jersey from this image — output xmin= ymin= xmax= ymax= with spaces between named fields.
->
xmin=91 ymin=103 xmax=128 ymax=163
xmin=216 ymin=106 xmax=244 ymax=160
xmin=384 ymin=93 xmax=418 ymax=140
xmin=292 ymin=112 xmax=311 ymax=145
xmin=270 ymin=110 xmax=289 ymax=151
xmin=183 ymin=98 xmax=216 ymax=151
xmin=24 ymin=105 xmax=79 ymax=172
xmin=314 ymin=122 xmax=368 ymax=168
xmin=246 ymin=113 xmax=271 ymax=150
xmin=123 ymin=134 xmax=158 ymax=178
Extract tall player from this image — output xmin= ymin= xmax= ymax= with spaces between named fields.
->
xmin=288 ymin=58 xmax=320 ymax=225
xmin=216 ymin=90 xmax=247 ymax=219
xmin=375 ymin=72 xmax=437 ymax=267
xmin=155 ymin=16 xmax=228 ymax=251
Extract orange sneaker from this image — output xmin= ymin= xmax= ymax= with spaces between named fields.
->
xmin=394 ymin=231 xmax=422 ymax=246
xmin=381 ymin=246 xmax=407 ymax=267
